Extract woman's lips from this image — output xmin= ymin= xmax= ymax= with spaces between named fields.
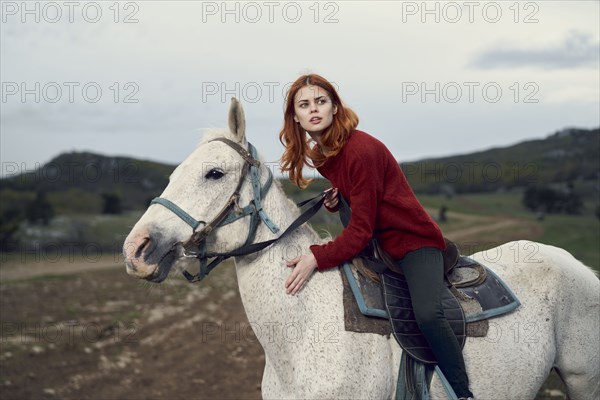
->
xmin=310 ymin=117 xmax=322 ymax=124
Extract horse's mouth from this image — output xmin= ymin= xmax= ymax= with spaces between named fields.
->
xmin=145 ymin=248 xmax=178 ymax=282
xmin=125 ymin=247 xmax=178 ymax=283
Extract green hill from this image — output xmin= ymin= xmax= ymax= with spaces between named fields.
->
xmin=0 ymin=153 xmax=176 ymax=250
xmin=2 ymin=127 xmax=597 ymax=211
xmin=1 ymin=127 xmax=598 ymax=251
xmin=401 ymin=127 xmax=599 ymax=195
xmin=1 ymin=152 xmax=175 ymax=214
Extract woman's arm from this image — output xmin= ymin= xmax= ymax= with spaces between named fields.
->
xmin=310 ymin=146 xmax=383 ymax=270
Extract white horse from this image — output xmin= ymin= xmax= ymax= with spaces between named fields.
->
xmin=124 ymin=99 xmax=599 ymax=399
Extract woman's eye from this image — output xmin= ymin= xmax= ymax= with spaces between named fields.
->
xmin=205 ymin=169 xmax=225 ymax=180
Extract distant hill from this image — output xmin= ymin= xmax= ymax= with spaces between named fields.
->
xmin=1 ymin=127 xmax=598 ymax=213
xmin=1 ymin=127 xmax=598 ymax=251
xmin=0 ymin=152 xmax=176 ymax=213
xmin=401 ymin=127 xmax=599 ymax=195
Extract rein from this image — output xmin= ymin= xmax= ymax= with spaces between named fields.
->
xmin=150 ymin=138 xmax=327 ymax=282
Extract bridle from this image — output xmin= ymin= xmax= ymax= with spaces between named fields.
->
xmin=150 ymin=137 xmax=327 ymax=282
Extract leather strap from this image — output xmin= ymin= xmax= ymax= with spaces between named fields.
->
xmin=151 ymin=137 xmax=327 ymax=282
xmin=203 ymin=192 xmax=326 ymax=258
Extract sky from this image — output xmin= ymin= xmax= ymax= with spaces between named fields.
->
xmin=1 ymin=0 xmax=599 ymax=178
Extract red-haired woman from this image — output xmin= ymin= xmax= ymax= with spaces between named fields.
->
xmin=279 ymin=74 xmax=474 ymax=399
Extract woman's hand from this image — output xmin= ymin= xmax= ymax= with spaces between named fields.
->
xmin=285 ymin=252 xmax=318 ymax=295
xmin=324 ymin=187 xmax=339 ymax=209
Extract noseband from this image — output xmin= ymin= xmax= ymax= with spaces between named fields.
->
xmin=150 ymin=138 xmax=327 ymax=282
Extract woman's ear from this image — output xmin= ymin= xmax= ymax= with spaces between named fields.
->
xmin=333 ymin=104 xmax=338 ymax=115
xmin=293 ymin=115 xmax=299 ymax=122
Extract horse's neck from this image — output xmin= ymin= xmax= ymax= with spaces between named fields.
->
xmin=233 ymin=177 xmax=323 ymax=321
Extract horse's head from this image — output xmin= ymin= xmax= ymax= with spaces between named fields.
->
xmin=123 ymin=98 xmax=266 ymax=282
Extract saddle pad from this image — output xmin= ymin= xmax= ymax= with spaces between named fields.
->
xmin=343 ymin=258 xmax=520 ymax=320
xmin=341 ymin=257 xmax=521 ymax=341
xmin=457 ymin=258 xmax=521 ymax=322
xmin=382 ymin=269 xmax=466 ymax=364
xmin=340 ymin=263 xmax=392 ymax=336
xmin=342 ymin=259 xmax=387 ymax=318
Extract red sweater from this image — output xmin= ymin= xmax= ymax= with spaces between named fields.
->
xmin=309 ymin=130 xmax=446 ymax=270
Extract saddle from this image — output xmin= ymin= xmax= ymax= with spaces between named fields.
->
xmin=373 ymin=237 xmax=461 ymax=277
xmin=340 ymin=241 xmax=521 ymax=364
xmin=335 ymin=194 xmax=520 ymax=364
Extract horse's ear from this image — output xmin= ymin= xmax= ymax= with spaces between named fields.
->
xmin=228 ymin=97 xmax=246 ymax=144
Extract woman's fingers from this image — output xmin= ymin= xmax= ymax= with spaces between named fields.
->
xmin=286 ymin=256 xmax=300 ymax=267
xmin=288 ymin=274 xmax=304 ymax=295
xmin=284 ymin=253 xmax=318 ymax=295
xmin=285 ymin=264 xmax=307 ymax=295
xmin=324 ymin=188 xmax=339 ymax=208
xmin=285 ymin=270 xmax=303 ymax=295
xmin=285 ymin=268 xmax=298 ymax=288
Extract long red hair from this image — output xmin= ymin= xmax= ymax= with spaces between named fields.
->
xmin=279 ymin=74 xmax=359 ymax=188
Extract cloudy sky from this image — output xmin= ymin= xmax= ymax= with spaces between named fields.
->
xmin=1 ymin=0 xmax=599 ymax=178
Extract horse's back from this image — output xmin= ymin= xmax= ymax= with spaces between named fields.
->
xmin=461 ymin=241 xmax=599 ymax=400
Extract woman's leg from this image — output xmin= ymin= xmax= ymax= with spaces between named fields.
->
xmin=400 ymin=247 xmax=473 ymax=398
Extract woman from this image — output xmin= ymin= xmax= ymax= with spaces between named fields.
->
xmin=278 ymin=74 xmax=474 ymax=399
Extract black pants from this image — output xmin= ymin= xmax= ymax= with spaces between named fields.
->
xmin=397 ymin=247 xmax=473 ymax=398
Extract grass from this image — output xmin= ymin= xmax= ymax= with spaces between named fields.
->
xmin=418 ymin=193 xmax=600 ymax=272
xmin=286 ymin=186 xmax=600 ymax=272
xmin=418 ymin=191 xmax=535 ymax=218
xmin=536 ymin=213 xmax=600 ymax=271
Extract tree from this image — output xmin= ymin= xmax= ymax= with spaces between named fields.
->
xmin=26 ymin=191 xmax=54 ymax=225
xmin=102 ymin=193 xmax=122 ymax=214
xmin=0 ymin=207 xmax=23 ymax=251
xmin=522 ymin=185 xmax=583 ymax=215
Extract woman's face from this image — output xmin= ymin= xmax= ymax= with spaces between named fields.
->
xmin=293 ymin=85 xmax=338 ymax=137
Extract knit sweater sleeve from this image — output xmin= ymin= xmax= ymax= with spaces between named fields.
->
xmin=310 ymin=146 xmax=383 ymax=270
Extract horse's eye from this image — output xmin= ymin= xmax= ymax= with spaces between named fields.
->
xmin=205 ymin=169 xmax=225 ymax=180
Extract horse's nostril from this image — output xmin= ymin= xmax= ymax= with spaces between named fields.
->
xmin=135 ymin=237 xmax=151 ymax=258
